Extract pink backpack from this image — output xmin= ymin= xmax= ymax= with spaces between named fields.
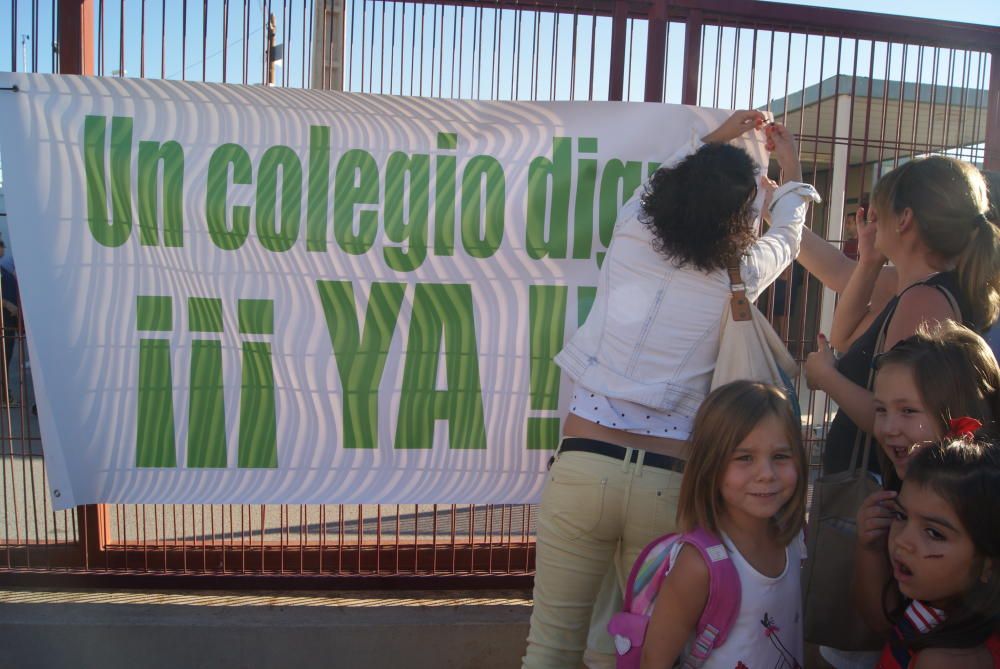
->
xmin=607 ymin=527 xmax=741 ymax=669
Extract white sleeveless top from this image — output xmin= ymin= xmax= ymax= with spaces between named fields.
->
xmin=683 ymin=532 xmax=806 ymax=669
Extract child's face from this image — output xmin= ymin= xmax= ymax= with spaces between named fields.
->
xmin=719 ymin=413 xmax=798 ymax=528
xmin=873 ymin=363 xmax=941 ymax=479
xmin=889 ymin=481 xmax=979 ymax=608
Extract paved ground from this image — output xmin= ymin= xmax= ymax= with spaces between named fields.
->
xmin=0 ymin=586 xmax=837 ymax=668
xmin=0 ymin=587 xmax=533 ymax=669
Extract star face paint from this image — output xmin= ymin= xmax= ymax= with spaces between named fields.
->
xmin=873 ymin=363 xmax=943 ymax=479
xmin=889 ymin=481 xmax=979 ymax=608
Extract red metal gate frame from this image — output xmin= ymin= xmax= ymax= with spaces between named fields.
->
xmin=2 ymin=0 xmax=998 ymax=586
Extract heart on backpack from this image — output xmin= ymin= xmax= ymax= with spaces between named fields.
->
xmin=614 ymin=634 xmax=632 ymax=655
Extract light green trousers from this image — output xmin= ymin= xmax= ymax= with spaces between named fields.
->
xmin=522 ymin=448 xmax=683 ymax=668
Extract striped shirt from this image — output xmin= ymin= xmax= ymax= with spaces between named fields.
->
xmin=876 ymin=600 xmax=1000 ymax=669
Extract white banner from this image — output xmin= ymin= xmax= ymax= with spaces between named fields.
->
xmin=0 ymin=73 xmax=765 ymax=509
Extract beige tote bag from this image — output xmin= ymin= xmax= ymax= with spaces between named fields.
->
xmin=710 ymin=264 xmax=798 ymax=393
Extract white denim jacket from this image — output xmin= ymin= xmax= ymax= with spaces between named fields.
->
xmin=555 ymin=141 xmax=821 ymax=421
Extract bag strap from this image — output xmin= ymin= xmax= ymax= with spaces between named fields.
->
xmin=727 ymin=262 xmax=752 ymax=323
xmin=897 ymin=277 xmax=962 ymax=324
xmin=846 ymin=300 xmax=891 ymax=474
xmin=932 ymin=284 xmax=962 ymax=323
xmin=677 ymin=528 xmax=742 ymax=668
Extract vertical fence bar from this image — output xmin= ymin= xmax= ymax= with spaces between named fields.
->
xmin=56 ymin=0 xmax=106 ymax=572
xmin=986 ymin=50 xmax=1000 ymax=170
xmin=587 ymin=6 xmax=596 ymax=100
xmin=97 ymin=0 xmax=103 ymax=75
xmin=9 ymin=0 xmax=15 ymax=71
xmin=118 ymin=0 xmax=124 ymax=75
xmin=607 ymin=0 xmax=627 ymax=101
xmin=971 ymin=54 xmax=988 ymax=165
xmin=711 ymin=24 xmax=721 ymax=107
xmin=31 ymin=0 xmax=39 ymax=70
xmin=955 ymin=50 xmax=970 ymax=163
xmin=160 ymin=0 xmax=166 ymax=78
xmin=336 ymin=503 xmax=343 ymax=572
xmin=625 ymin=17 xmax=634 ymax=100
xmin=878 ymin=43 xmax=902 ymax=170
xmin=644 ymin=0 xmax=666 ymax=102
xmin=411 ymin=504 xmax=418 ymax=572
xmin=511 ymin=7 xmax=521 ymax=99
xmin=681 ymin=8 xmax=702 ymax=105
xmin=926 ymin=47 xmax=941 ymax=156
xmin=58 ymin=0 xmax=94 ymax=76
xmin=201 ymin=0 xmax=208 ymax=82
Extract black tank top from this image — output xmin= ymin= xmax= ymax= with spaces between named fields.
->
xmin=821 ymin=272 xmax=972 ymax=475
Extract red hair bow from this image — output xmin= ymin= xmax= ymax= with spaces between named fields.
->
xmin=946 ymin=417 xmax=982 ymax=440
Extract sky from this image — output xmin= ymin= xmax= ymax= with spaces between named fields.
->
xmin=0 ymin=0 xmax=996 ymax=132
xmin=771 ymin=0 xmax=999 ymax=26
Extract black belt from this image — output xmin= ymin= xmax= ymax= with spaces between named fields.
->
xmin=554 ymin=437 xmax=685 ymax=473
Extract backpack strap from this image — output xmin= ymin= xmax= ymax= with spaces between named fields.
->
xmin=622 ymin=531 xmax=680 ymax=613
xmin=617 ymin=529 xmax=741 ymax=667
xmin=678 ymin=528 xmax=742 ymax=669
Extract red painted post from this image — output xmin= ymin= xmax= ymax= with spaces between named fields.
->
xmin=58 ymin=0 xmax=95 ymax=76
xmin=608 ymin=0 xmax=629 ymax=101
xmin=644 ymin=0 xmax=668 ymax=102
xmin=985 ymin=49 xmax=1000 ymax=170
xmin=78 ymin=504 xmax=109 ymax=569
xmin=681 ymin=8 xmax=702 ymax=106
xmin=59 ymin=0 xmax=106 ymax=566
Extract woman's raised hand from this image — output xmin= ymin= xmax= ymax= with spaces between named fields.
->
xmin=804 ymin=333 xmax=836 ymax=390
xmin=765 ymin=123 xmax=802 ymax=182
xmin=702 ymin=110 xmax=767 ymax=144
xmin=855 ymin=206 xmax=887 ymax=267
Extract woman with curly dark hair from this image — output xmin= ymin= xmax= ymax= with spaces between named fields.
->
xmin=641 ymin=141 xmax=761 ymax=272
xmin=522 ymin=111 xmax=820 ymax=669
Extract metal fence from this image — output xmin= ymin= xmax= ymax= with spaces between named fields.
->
xmin=1 ymin=0 xmax=998 ymax=584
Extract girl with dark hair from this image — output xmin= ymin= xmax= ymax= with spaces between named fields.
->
xmin=873 ymin=438 xmax=1000 ymax=668
xmin=522 ymin=112 xmax=820 ymax=669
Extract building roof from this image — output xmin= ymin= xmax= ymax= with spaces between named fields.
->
xmin=761 ymin=75 xmax=988 ymax=167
